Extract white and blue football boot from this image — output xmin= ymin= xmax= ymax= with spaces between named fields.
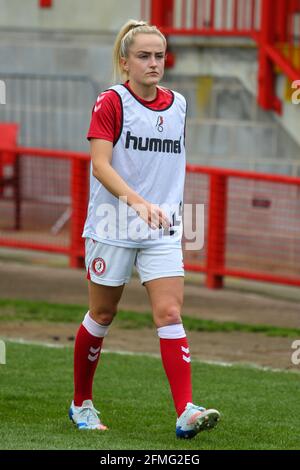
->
xmin=176 ymin=402 xmax=220 ymax=439
xmin=69 ymin=399 xmax=108 ymax=430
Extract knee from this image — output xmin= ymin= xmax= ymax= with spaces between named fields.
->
xmin=89 ymin=307 xmax=117 ymax=326
xmin=154 ymin=304 xmax=182 ymax=328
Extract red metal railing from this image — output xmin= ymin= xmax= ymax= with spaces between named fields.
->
xmin=1 ymin=145 xmax=300 ymax=288
xmin=145 ymin=0 xmax=300 ymax=113
xmin=257 ymin=0 xmax=300 ymax=112
xmin=184 ymin=164 xmax=300 ymax=288
xmin=39 ymin=0 xmax=52 ymax=8
xmin=149 ymin=0 xmax=260 ymax=36
xmin=0 ymin=146 xmax=89 ymax=268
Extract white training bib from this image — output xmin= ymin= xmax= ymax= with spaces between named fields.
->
xmin=83 ymin=85 xmax=187 ymax=247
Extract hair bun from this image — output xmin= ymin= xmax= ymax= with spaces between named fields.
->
xmin=131 ymin=22 xmax=147 ymax=29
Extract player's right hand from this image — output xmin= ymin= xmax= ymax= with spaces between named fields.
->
xmin=131 ymin=201 xmax=171 ymax=230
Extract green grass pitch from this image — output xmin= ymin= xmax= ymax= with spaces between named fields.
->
xmin=0 ymin=341 xmax=299 ymax=450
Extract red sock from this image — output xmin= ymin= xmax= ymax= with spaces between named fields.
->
xmin=160 ymin=336 xmax=192 ymax=417
xmin=74 ymin=324 xmax=104 ymax=406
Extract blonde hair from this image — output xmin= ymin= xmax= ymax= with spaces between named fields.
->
xmin=113 ymin=19 xmax=167 ymax=82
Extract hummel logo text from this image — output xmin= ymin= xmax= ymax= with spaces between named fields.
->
xmin=125 ymin=131 xmax=181 ymax=154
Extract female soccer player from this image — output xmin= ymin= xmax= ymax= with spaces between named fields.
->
xmin=69 ymin=19 xmax=220 ymax=439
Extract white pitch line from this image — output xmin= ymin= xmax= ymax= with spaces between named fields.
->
xmin=2 ymin=337 xmax=300 ymax=374
xmin=2 ymin=337 xmax=69 ymax=349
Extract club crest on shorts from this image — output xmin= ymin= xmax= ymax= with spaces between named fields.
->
xmin=92 ymin=257 xmax=106 ymax=276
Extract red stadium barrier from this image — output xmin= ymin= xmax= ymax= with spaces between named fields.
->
xmin=0 ymin=124 xmax=20 ymax=230
xmin=1 ymin=145 xmax=300 ymax=289
xmin=0 ymin=146 xmax=89 ymax=268
xmin=145 ymin=0 xmax=300 ymax=112
xmin=39 ymin=0 xmax=52 ymax=8
xmin=149 ymin=0 xmax=259 ymax=36
xmin=184 ymin=164 xmax=300 ymax=288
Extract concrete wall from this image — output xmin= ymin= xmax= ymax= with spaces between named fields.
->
xmin=0 ymin=30 xmax=113 ymax=85
xmin=0 ymin=19 xmax=299 ymax=173
xmin=0 ymin=0 xmax=143 ymax=32
xmin=167 ymin=40 xmax=300 ymax=148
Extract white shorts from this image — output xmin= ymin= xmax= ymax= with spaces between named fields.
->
xmin=85 ymin=238 xmax=185 ymax=286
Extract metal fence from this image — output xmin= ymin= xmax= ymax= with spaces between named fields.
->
xmin=184 ymin=164 xmax=300 ymax=287
xmin=1 ymin=73 xmax=299 ymax=175
xmin=0 ymin=145 xmax=89 ymax=267
xmin=1 ymin=143 xmax=300 ymax=288
xmin=145 ymin=0 xmax=261 ymax=35
xmin=145 ymin=0 xmax=300 ymax=112
xmin=0 ymin=73 xmax=99 ymax=151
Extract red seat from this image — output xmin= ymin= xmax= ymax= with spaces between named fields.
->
xmin=0 ymin=123 xmax=20 ymax=229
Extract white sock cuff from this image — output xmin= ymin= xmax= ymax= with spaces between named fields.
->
xmin=157 ymin=323 xmax=186 ymax=339
xmin=82 ymin=312 xmax=109 ymax=338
